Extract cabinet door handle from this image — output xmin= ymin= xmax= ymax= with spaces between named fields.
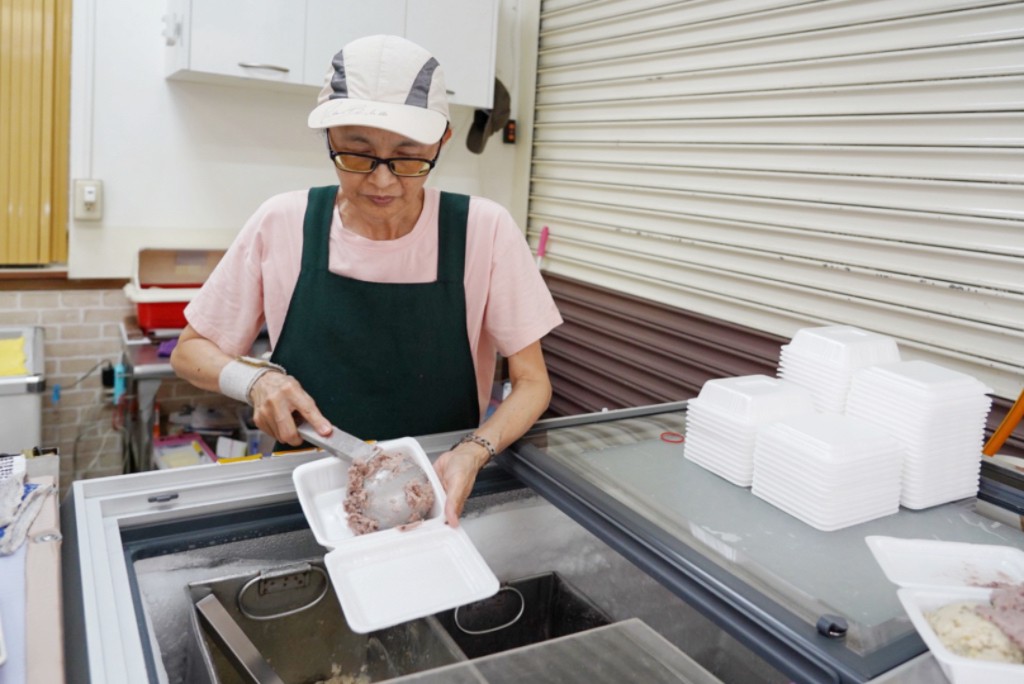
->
xmin=237 ymin=62 xmax=290 ymax=74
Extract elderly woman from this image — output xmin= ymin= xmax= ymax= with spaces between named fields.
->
xmin=170 ymin=35 xmax=562 ymax=526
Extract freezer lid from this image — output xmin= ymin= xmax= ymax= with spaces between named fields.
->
xmin=0 ymin=327 xmax=45 ymax=395
xmin=503 ymin=402 xmax=1024 ymax=684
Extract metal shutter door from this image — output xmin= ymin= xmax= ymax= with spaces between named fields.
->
xmin=529 ymin=0 xmax=1024 ymax=399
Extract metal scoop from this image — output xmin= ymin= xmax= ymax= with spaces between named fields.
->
xmin=296 ymin=421 xmax=377 ymax=465
xmin=296 ymin=422 xmax=435 ymax=533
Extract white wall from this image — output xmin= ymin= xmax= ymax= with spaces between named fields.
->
xmin=68 ymin=0 xmax=535 ymax=279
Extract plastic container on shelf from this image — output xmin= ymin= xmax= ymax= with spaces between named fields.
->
xmin=122 ymin=248 xmax=225 ymax=332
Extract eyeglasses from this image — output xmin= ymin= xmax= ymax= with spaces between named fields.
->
xmin=328 ymin=147 xmax=441 ymax=177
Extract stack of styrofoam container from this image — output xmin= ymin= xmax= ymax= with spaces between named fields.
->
xmin=684 ymin=375 xmax=817 ymax=486
xmin=845 ymin=360 xmax=993 ymax=510
xmin=778 ymin=326 xmax=901 ymax=414
xmin=751 ymin=414 xmax=905 ymax=531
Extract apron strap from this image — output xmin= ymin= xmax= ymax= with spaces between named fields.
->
xmin=302 ymin=185 xmax=337 ymax=272
xmin=437 ymin=191 xmax=470 ymax=283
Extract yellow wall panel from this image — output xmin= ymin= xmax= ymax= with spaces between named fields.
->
xmin=0 ymin=0 xmax=69 ymax=265
xmin=0 ymin=0 xmax=12 ymax=264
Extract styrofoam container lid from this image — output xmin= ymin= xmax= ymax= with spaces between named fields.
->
xmin=866 ymin=536 xmax=1024 ymax=589
xmin=683 ymin=435 xmax=756 ymax=462
xmin=684 ymin=446 xmax=755 ymax=475
xmin=862 ymin=361 xmax=993 ymax=395
xmin=902 ymin=461 xmax=982 ymax=478
xmin=685 ymin=460 xmax=753 ymax=487
xmin=845 ymin=400 xmax=991 ymax=432
xmin=292 ymin=436 xmax=499 ymax=633
xmin=900 ymin=479 xmax=981 ymax=497
xmin=752 ymin=472 xmax=900 ymax=508
xmin=848 ymin=382 xmax=993 ymax=408
xmin=784 ymin=326 xmax=901 ymax=366
xmin=685 ymin=413 xmax=760 ymax=442
xmin=324 ymin=521 xmax=499 ymax=634
xmin=695 ymin=375 xmax=817 ymax=423
xmin=900 ymin=495 xmax=980 ymax=514
xmin=778 ymin=360 xmax=851 ymax=383
xmin=760 ymin=414 xmax=902 ymax=458
xmin=754 ymin=452 xmax=902 ymax=487
xmin=752 ymin=487 xmax=898 ymax=531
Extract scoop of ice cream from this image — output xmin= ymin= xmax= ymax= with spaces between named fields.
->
xmin=977 ymin=583 xmax=1024 ymax=652
xmin=927 ymin=601 xmax=1024 ymax=664
xmin=344 ymin=450 xmax=435 ymax=535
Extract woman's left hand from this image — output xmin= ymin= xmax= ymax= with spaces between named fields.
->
xmin=432 ymin=340 xmax=553 ymax=526
xmin=433 ymin=443 xmax=490 ymax=527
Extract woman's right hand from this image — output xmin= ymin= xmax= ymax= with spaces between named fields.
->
xmin=249 ymin=371 xmax=332 ymax=445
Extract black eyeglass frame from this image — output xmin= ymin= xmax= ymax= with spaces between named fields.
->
xmin=325 ymin=134 xmax=445 ymax=178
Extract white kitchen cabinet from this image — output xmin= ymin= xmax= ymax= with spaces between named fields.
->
xmin=165 ymin=0 xmax=307 ymax=87
xmin=406 ymin=0 xmax=498 ymax=109
xmin=302 ymin=0 xmax=405 ymax=92
xmin=166 ymin=0 xmax=498 ymax=108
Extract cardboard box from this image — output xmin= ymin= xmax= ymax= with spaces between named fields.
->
xmin=153 ymin=433 xmax=216 ymax=469
xmin=122 ymin=248 xmax=225 ymax=331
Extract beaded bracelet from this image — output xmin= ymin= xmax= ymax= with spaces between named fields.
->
xmin=452 ymin=433 xmax=497 ymax=460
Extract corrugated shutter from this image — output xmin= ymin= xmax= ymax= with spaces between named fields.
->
xmin=528 ymin=0 xmax=1024 ymax=400
xmin=543 ymin=273 xmax=786 ymax=415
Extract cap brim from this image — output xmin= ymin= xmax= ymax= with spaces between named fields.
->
xmin=308 ymin=98 xmax=448 ymax=144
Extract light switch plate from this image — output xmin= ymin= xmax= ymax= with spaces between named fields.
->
xmin=73 ymin=179 xmax=103 ymax=220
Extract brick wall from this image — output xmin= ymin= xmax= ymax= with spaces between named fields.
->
xmin=0 ymin=287 xmax=226 ymax=492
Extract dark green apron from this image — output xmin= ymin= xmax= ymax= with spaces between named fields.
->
xmin=270 ymin=185 xmax=480 ymax=442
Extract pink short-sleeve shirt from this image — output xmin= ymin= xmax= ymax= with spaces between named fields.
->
xmin=185 ymin=187 xmax=563 ymax=416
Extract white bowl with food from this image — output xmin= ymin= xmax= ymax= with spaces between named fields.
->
xmin=293 ymin=437 xmax=498 ymax=633
xmin=868 ymin=536 xmax=1024 ymax=684
xmin=898 ymin=586 xmax=1024 ymax=684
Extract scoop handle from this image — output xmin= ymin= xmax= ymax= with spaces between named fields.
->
xmin=296 ymin=422 xmax=375 ymax=463
xmin=984 ymin=389 xmax=1024 ymax=456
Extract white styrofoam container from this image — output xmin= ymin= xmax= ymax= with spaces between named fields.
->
xmin=292 ymin=436 xmax=498 ymax=633
xmin=867 ymin=536 xmax=1024 ymax=684
xmin=867 ymin=537 xmax=1024 ymax=589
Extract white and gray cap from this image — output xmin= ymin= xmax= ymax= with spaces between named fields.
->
xmin=308 ymin=34 xmax=450 ymax=144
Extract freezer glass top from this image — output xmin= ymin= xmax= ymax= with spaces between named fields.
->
xmin=514 ymin=406 xmax=1024 ymax=660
